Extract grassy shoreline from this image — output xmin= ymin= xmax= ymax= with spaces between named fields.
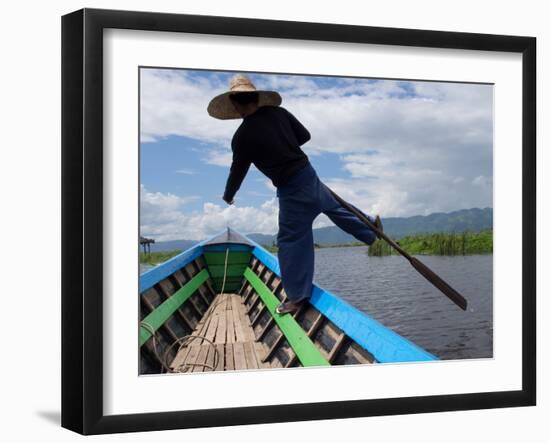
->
xmin=140 ymin=250 xmax=182 ymax=266
xmin=265 ymin=230 xmax=492 ymax=256
xmin=368 ymin=230 xmax=493 ymax=256
xmin=139 ymin=230 xmax=493 ymax=264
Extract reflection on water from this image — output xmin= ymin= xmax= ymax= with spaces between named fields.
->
xmin=313 ymin=246 xmax=493 ymax=360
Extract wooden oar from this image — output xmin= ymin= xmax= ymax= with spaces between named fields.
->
xmin=327 ymin=187 xmax=468 ymax=311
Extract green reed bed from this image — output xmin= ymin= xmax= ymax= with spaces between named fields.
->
xmin=368 ymin=230 xmax=493 ymax=256
xmin=139 ymin=249 xmax=182 ymax=265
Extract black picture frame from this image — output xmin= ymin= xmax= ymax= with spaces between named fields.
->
xmin=61 ymin=8 xmax=536 ymax=435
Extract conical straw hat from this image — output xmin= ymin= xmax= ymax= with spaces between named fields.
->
xmin=207 ymin=74 xmax=282 ymax=120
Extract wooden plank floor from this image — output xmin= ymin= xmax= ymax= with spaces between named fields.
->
xmin=170 ymin=293 xmax=273 ymax=372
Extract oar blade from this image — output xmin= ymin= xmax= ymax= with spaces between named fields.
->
xmin=409 ymin=257 xmax=468 ymax=311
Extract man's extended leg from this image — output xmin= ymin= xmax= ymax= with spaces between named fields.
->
xmin=322 ymin=201 xmax=378 ymax=246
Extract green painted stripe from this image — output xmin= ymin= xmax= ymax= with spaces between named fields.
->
xmin=208 ymin=264 xmax=247 ymax=279
xmin=243 ymin=267 xmax=330 ymax=367
xmin=203 ymin=251 xmax=251 ymax=265
xmin=139 ymin=269 xmax=209 ymax=347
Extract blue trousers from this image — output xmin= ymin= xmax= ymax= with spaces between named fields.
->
xmin=276 ymin=163 xmax=377 ymax=303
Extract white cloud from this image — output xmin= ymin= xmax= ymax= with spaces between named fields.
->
xmin=472 ymin=175 xmax=492 ymax=187
xmin=175 ymin=168 xmax=195 ymax=175
xmin=312 ymin=214 xmax=333 ymax=229
xmin=140 ymin=185 xmax=197 ymax=210
xmin=141 ymin=70 xmax=493 ymax=219
xmin=202 ymin=149 xmax=233 ymax=167
xmin=264 ymin=179 xmax=276 ymax=191
xmin=281 ymin=82 xmax=493 ymax=156
xmin=140 ymin=185 xmax=279 ymax=240
xmin=140 ymin=69 xmax=240 ymax=144
xmin=322 ymin=168 xmax=492 ymax=218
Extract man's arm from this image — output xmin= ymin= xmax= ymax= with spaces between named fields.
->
xmin=283 ymin=108 xmax=311 ymax=146
xmin=223 ymin=145 xmax=251 ymax=204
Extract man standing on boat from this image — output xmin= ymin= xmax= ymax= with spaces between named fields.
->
xmin=207 ymin=74 xmax=383 ymax=315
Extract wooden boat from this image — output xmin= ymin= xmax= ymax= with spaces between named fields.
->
xmin=139 ymin=228 xmax=437 ymax=374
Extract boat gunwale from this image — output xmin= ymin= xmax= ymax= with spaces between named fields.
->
xmin=139 ymin=228 xmax=438 ymax=364
xmin=139 ymin=269 xmax=210 ymax=347
xmin=246 ymin=237 xmax=438 ymax=363
xmin=243 ymin=267 xmax=330 ymax=368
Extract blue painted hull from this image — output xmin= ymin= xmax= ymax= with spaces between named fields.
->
xmin=140 ymin=228 xmax=437 ymax=369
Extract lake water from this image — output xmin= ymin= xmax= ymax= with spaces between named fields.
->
xmin=313 ymin=246 xmax=493 ymax=360
xmin=140 ymin=247 xmax=493 ymax=361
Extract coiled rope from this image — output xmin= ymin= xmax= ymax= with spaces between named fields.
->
xmin=140 ymin=247 xmax=231 ymax=373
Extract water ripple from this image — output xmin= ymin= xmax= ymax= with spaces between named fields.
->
xmin=313 ymin=246 xmax=493 ymax=360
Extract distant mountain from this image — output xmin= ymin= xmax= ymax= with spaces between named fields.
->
xmin=147 ymin=208 xmax=493 ymax=251
xmin=249 ymin=207 xmax=493 ymax=245
xmin=246 ymin=233 xmax=276 ymax=245
xmin=368 ymin=207 xmax=493 ymax=238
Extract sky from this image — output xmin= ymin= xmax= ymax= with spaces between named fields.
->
xmin=140 ymin=68 xmax=493 ymax=241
